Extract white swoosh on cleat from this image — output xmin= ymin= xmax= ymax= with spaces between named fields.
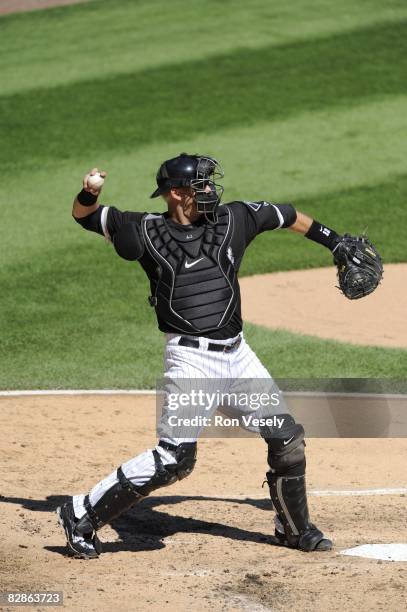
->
xmin=185 ymin=258 xmax=204 ymax=269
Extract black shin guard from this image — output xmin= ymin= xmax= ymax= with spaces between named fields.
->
xmin=82 ymin=466 xmax=147 ymax=531
xmin=265 ymin=422 xmax=311 ymax=544
xmin=267 ymin=468 xmax=329 ymax=551
xmin=265 ymin=422 xmax=330 ymax=551
xmin=266 ymin=461 xmax=310 ymax=540
xmin=81 ymin=443 xmax=197 ymax=532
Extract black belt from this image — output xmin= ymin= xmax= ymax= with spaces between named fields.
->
xmin=178 ymin=335 xmax=241 ymax=353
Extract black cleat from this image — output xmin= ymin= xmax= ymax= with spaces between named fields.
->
xmin=274 ymin=524 xmax=333 ymax=552
xmin=57 ymin=501 xmax=102 ymax=560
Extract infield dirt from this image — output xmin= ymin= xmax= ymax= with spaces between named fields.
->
xmin=0 ymin=0 xmax=89 ymax=14
xmin=1 ymin=1 xmax=406 ymax=609
xmin=1 ymin=394 xmax=406 ymax=611
xmin=240 ymin=263 xmax=405 ymax=349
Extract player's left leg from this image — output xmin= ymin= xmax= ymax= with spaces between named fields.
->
xmin=228 ymin=335 xmax=332 ymax=552
xmin=264 ymin=416 xmax=332 ymax=551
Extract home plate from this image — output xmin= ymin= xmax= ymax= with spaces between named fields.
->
xmin=340 ymin=544 xmax=407 ymax=561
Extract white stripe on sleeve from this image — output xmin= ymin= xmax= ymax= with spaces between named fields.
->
xmin=100 ymin=206 xmax=111 ymax=241
xmin=271 ymin=204 xmax=284 ymax=229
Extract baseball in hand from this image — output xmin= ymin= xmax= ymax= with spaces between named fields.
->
xmin=87 ymin=173 xmax=105 ymax=190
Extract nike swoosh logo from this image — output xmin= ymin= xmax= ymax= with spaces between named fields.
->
xmin=283 ymin=436 xmax=294 ymax=446
xmin=185 ymin=258 xmax=204 ymax=269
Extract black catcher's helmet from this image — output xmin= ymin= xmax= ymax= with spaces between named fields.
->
xmin=150 ymin=153 xmax=224 ymax=214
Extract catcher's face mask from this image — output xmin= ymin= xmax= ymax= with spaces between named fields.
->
xmin=151 ymin=153 xmax=225 ymax=217
xmin=190 ymin=156 xmax=224 ymax=215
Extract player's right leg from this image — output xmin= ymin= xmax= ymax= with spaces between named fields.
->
xmin=57 ymin=440 xmax=196 ymax=559
xmin=57 ymin=333 xmax=212 ymax=559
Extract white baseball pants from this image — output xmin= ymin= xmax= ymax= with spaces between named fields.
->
xmin=73 ymin=332 xmax=287 ymax=520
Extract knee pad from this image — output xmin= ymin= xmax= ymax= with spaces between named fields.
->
xmin=136 ymin=441 xmax=197 ymax=494
xmin=158 ymin=441 xmax=197 ymax=481
xmin=265 ymin=418 xmax=305 ymax=477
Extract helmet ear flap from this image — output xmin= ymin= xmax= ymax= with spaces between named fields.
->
xmin=159 ymin=162 xmax=170 ymax=179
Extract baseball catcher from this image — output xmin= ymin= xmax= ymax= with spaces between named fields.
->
xmin=57 ymin=153 xmax=383 ymax=559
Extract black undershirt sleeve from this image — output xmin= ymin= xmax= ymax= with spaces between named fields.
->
xmin=73 ymin=206 xmax=104 ymax=235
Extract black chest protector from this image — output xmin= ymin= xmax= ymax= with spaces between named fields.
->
xmin=140 ymin=207 xmax=238 ymax=334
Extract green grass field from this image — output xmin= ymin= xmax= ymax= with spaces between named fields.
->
xmin=1 ymin=0 xmax=406 ymax=388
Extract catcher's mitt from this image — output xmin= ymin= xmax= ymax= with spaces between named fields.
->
xmin=332 ymin=234 xmax=383 ymax=300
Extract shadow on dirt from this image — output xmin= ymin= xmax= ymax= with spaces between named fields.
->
xmin=0 ymin=493 xmax=279 ymax=555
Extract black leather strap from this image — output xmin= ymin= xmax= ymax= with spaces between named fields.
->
xmin=209 ymin=337 xmax=241 ymax=353
xmin=158 ymin=440 xmax=178 ymax=452
xmin=178 ymin=336 xmax=241 ymax=353
xmin=178 ymin=337 xmax=199 ymax=349
xmin=117 ymin=466 xmax=144 ymax=498
xmin=83 ymin=494 xmax=102 ymax=530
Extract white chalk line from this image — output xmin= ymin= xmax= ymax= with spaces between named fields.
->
xmin=310 ymin=487 xmax=407 ymax=496
xmin=0 ymin=389 xmax=155 ymax=397
xmin=285 ymin=391 xmax=407 ymax=400
xmin=1 ymin=392 xmax=405 ymax=499
xmin=207 ymin=488 xmax=407 ymax=498
xmin=1 ymin=389 xmax=407 ymax=399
